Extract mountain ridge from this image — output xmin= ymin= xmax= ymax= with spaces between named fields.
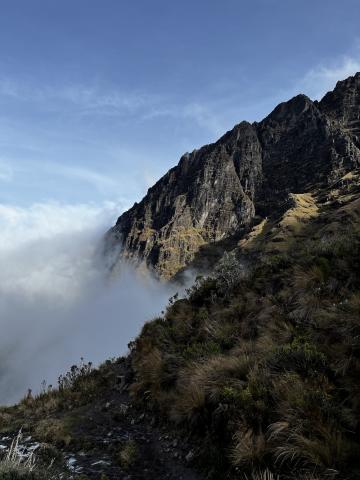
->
xmin=106 ymin=74 xmax=360 ymax=279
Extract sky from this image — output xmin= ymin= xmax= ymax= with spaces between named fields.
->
xmin=0 ymin=0 xmax=359 ymax=210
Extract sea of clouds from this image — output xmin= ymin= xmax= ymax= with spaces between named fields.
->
xmin=0 ymin=201 xmax=173 ymax=404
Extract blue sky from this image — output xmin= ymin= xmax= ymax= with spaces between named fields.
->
xmin=0 ymin=0 xmax=360 ymax=210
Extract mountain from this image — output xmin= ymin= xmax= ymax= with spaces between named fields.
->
xmin=106 ymin=73 xmax=360 ymax=279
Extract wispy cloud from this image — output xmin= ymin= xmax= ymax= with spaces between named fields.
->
xmin=299 ymin=56 xmax=360 ymax=100
xmin=8 ymin=158 xmax=121 ymax=195
xmin=0 ymin=78 xmax=165 ymax=117
xmin=58 ymin=86 xmax=163 ymax=114
xmin=1 ymin=53 xmax=359 ymax=151
xmin=141 ymin=102 xmax=225 ymax=137
xmin=0 ymin=77 xmax=225 ymax=135
xmin=41 ymin=162 xmax=119 ymax=193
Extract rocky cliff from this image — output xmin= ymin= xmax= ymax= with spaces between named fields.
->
xmin=107 ymin=73 xmax=360 ymax=279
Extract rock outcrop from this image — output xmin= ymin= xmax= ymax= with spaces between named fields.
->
xmin=106 ymin=73 xmax=360 ymax=279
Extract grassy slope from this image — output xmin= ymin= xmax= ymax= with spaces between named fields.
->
xmin=130 ymin=173 xmax=360 ymax=479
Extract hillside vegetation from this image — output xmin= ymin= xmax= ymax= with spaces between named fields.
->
xmin=129 ymin=175 xmax=360 ymax=479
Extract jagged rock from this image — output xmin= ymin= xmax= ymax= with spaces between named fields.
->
xmin=319 ymin=72 xmax=360 ymax=139
xmin=106 ymin=73 xmax=360 ymax=279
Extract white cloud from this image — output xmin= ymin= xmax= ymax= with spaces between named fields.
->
xmin=0 ymin=76 xmax=225 ymax=135
xmin=0 ymin=201 xmax=118 ymax=251
xmin=299 ymin=56 xmax=360 ymax=100
xmin=0 ymin=78 xmax=164 ymax=117
xmin=4 ymin=157 xmax=126 ymax=197
xmin=142 ymin=102 xmax=225 ymax=137
xmin=67 ymin=88 xmax=162 ymax=113
xmin=182 ymin=103 xmax=225 ymax=136
xmin=41 ymin=162 xmax=119 ymax=193
xmin=0 ymin=200 xmax=173 ymax=404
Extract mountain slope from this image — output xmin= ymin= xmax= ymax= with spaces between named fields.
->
xmin=106 ymin=73 xmax=360 ymax=279
xmin=129 ymin=170 xmax=360 ymax=479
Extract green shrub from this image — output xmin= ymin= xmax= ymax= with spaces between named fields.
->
xmin=267 ymin=337 xmax=328 ymax=377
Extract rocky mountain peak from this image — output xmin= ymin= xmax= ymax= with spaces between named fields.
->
xmin=319 ymin=72 xmax=360 ymax=140
xmin=106 ymin=74 xmax=360 ymax=279
xmin=264 ymin=93 xmax=314 ymax=124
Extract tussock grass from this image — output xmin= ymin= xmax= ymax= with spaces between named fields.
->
xmin=230 ymin=428 xmax=267 ymax=467
xmin=34 ymin=419 xmax=72 ymax=448
xmin=242 ymin=469 xmax=279 ymax=480
xmin=0 ymin=431 xmax=60 ymax=480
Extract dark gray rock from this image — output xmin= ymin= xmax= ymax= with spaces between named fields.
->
xmin=106 ymin=73 xmax=360 ymax=279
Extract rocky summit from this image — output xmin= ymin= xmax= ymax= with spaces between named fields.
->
xmin=106 ymin=73 xmax=360 ymax=279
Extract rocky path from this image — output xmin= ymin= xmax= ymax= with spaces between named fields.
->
xmin=60 ymin=363 xmax=202 ymax=480
xmin=0 ymin=362 xmax=203 ymax=480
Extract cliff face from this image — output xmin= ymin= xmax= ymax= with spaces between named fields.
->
xmin=107 ymin=73 xmax=360 ymax=279
xmin=108 ymin=122 xmax=263 ymax=278
xmin=319 ymin=72 xmax=360 ymax=142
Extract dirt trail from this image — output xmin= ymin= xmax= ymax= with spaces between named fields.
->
xmin=60 ymin=362 xmax=203 ymax=480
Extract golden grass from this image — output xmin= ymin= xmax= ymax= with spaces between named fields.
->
xmin=34 ymin=418 xmax=72 ymax=447
xmin=118 ymin=439 xmax=138 ymax=468
xmin=238 ymin=219 xmax=268 ymax=250
xmin=230 ymin=427 xmax=267 ymax=467
xmin=171 ymin=354 xmax=252 ymax=422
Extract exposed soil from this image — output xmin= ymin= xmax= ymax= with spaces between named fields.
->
xmin=63 ymin=369 xmax=202 ymax=479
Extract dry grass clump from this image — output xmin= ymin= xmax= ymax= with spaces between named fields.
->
xmin=129 ymin=344 xmax=177 ymax=408
xmin=0 ymin=430 xmax=60 ymax=480
xmin=230 ymin=428 xmax=267 ymax=467
xmin=117 ymin=439 xmax=138 ymax=469
xmin=15 ymin=358 xmax=97 ymax=417
xmin=267 ymin=416 xmax=351 ymax=472
xmin=242 ymin=468 xmax=279 ymax=480
xmin=266 ymin=371 xmax=357 ymax=474
xmin=171 ymin=375 xmax=206 ymax=424
xmin=1 ymin=431 xmax=36 ymax=472
xmin=0 ymin=411 xmax=14 ymax=433
xmin=171 ymin=354 xmax=252 ymax=423
xmin=131 ymin=346 xmax=163 ymax=391
xmin=34 ymin=419 xmax=72 ymax=448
